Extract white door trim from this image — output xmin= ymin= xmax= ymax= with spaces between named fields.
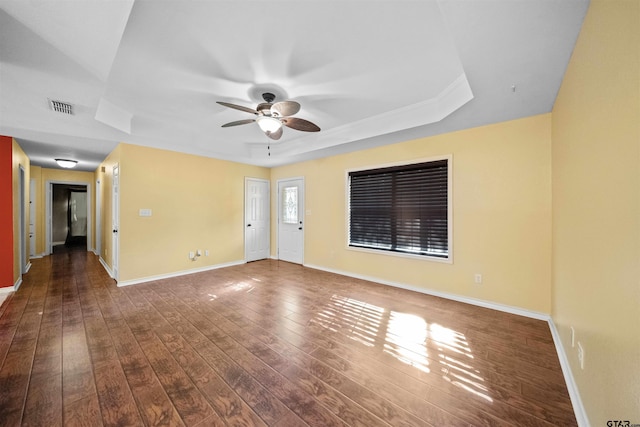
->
xmin=276 ymin=176 xmax=305 ymax=264
xmin=29 ymin=178 xmax=37 ymax=258
xmin=45 ymin=179 xmax=92 ymax=255
xmin=244 ymin=177 xmax=270 ymax=262
xmin=95 ymin=179 xmax=102 ymax=257
xmin=111 ymin=164 xmax=120 ymax=280
xmin=19 ymin=166 xmax=27 ymax=273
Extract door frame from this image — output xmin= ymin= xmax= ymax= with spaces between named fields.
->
xmin=45 ymin=180 xmax=92 ymax=255
xmin=95 ymin=178 xmax=102 ymax=257
xmin=244 ymin=177 xmax=270 ymax=262
xmin=276 ymin=176 xmax=305 ymax=264
xmin=111 ymin=164 xmax=120 ymax=280
xmin=29 ymin=178 xmax=37 ymax=258
xmin=19 ymin=166 xmax=28 ymax=273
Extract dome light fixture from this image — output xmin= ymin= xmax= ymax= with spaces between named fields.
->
xmin=55 ymin=158 xmax=78 ymax=168
xmin=256 ymin=116 xmax=282 ymax=133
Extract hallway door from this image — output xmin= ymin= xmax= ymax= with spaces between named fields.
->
xmin=112 ymin=165 xmax=120 ymax=280
xmin=245 ymin=178 xmax=270 ymax=262
xmin=277 ymin=178 xmax=304 ymax=264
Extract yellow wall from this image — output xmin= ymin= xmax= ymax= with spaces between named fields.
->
xmin=11 ymin=139 xmax=30 ymax=285
xmin=272 ymin=114 xmax=552 ymax=314
xmin=551 ymin=0 xmax=640 ymax=424
xmin=98 ymin=143 xmax=269 ymax=282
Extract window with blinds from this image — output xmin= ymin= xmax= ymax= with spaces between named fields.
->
xmin=348 ymin=158 xmax=450 ymax=260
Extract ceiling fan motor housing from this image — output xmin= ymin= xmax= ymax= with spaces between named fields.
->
xmin=257 ymin=103 xmax=273 ymax=116
xmin=262 ymin=92 xmax=276 ymax=103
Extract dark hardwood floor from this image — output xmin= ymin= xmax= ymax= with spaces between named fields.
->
xmin=0 ymin=250 xmax=577 ymax=426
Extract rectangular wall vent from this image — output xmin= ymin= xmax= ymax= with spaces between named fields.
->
xmin=48 ymin=99 xmax=74 ymax=115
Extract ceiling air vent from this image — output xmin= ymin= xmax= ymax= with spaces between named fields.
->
xmin=48 ymin=99 xmax=74 ymax=115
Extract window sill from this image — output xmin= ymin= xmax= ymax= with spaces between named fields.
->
xmin=346 ymin=245 xmax=453 ymax=264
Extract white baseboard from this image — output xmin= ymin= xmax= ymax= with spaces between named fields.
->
xmin=0 ymin=285 xmax=14 ymax=295
xmin=116 ymin=260 xmax=246 ymax=287
xmin=29 ymin=254 xmax=44 ymax=260
xmin=99 ymin=256 xmax=114 ymax=279
xmin=548 ymin=319 xmax=590 ymax=426
xmin=24 ymin=262 xmax=32 ymax=273
xmin=13 ymin=276 xmax=22 ymax=291
xmin=304 ymin=263 xmax=550 ymax=321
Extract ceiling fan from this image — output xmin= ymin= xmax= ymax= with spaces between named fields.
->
xmin=217 ymin=92 xmax=320 ymax=140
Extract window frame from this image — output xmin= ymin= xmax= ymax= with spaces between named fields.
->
xmin=345 ymin=155 xmax=453 ymax=264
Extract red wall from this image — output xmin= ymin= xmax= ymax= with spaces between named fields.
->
xmin=0 ymin=135 xmax=14 ymax=289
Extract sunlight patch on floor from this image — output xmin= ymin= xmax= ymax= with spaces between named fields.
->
xmin=311 ymin=294 xmax=493 ymax=402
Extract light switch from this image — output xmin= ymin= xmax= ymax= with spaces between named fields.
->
xmin=139 ymin=209 xmax=152 ymax=217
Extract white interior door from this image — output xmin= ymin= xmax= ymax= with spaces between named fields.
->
xmin=112 ymin=165 xmax=120 ymax=279
xmin=245 ymin=178 xmax=270 ymax=262
xmin=278 ymin=178 xmax=304 ymax=264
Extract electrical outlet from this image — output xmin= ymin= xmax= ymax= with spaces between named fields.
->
xmin=474 ymin=273 xmax=483 ymax=284
xmin=189 ymin=251 xmax=194 ymax=259
xmin=205 ymin=249 xmax=209 ymax=256
xmin=570 ymin=326 xmax=575 ymax=347
xmin=196 ymin=249 xmax=202 ymax=256
xmin=577 ymin=342 xmax=585 ymax=369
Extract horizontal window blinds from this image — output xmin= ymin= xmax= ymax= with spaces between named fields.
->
xmin=349 ymin=159 xmax=448 ymax=258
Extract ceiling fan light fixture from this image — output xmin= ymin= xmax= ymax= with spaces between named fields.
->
xmin=256 ymin=116 xmax=282 ymax=133
xmin=55 ymin=158 xmax=78 ymax=168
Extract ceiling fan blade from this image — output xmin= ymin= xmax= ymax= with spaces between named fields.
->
xmin=216 ymin=101 xmax=258 ymax=115
xmin=221 ymin=119 xmax=255 ymax=127
xmin=282 ymin=117 xmax=321 ymax=132
xmin=271 ymin=101 xmax=300 ymax=117
xmin=266 ymin=127 xmax=283 ymax=140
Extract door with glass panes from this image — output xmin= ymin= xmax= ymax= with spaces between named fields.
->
xmin=277 ymin=178 xmax=304 ymax=264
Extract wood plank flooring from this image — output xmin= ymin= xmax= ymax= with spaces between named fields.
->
xmin=0 ymin=250 xmax=577 ymax=426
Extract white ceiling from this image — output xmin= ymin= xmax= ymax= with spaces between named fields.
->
xmin=0 ymin=0 xmax=589 ymax=171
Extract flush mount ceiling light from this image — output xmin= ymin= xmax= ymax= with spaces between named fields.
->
xmin=217 ymin=92 xmax=320 ymax=140
xmin=55 ymin=159 xmax=78 ymax=168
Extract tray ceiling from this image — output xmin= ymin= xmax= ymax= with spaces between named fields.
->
xmin=0 ymin=0 xmax=589 ymax=170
